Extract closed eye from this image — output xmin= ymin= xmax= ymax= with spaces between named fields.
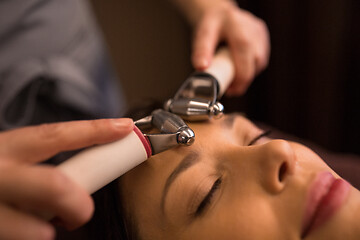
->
xmin=248 ymin=130 xmax=272 ymax=146
xmin=195 ymin=178 xmax=222 ymax=216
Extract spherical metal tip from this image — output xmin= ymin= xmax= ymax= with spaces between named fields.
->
xmin=177 ymin=128 xmax=195 ymax=146
xmin=210 ymin=102 xmax=224 ymax=119
xmin=163 ymin=99 xmax=173 ymax=111
xmin=185 ymin=135 xmax=195 ymax=145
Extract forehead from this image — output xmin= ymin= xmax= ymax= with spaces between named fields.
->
xmin=120 ymin=113 xmax=258 ymax=192
xmin=122 ymin=113 xmax=259 ymax=185
xmin=187 ymin=113 xmax=259 ymax=143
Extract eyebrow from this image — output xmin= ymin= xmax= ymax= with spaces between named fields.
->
xmin=159 ymin=114 xmax=238 ymax=213
xmin=160 ymin=151 xmax=200 ymax=213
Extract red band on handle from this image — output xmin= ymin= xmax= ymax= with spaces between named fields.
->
xmin=133 ymin=126 xmax=152 ymax=158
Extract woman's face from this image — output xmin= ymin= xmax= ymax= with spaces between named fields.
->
xmin=119 ymin=114 xmax=360 ymax=240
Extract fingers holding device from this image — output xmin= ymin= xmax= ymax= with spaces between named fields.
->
xmin=173 ymin=0 xmax=270 ymax=96
xmin=0 ymin=46 xmax=235 ymax=239
xmin=193 ymin=2 xmax=270 ymax=96
xmin=57 ymin=47 xmax=233 ymax=200
xmin=58 ymin=109 xmax=195 ymax=195
xmin=165 ymin=47 xmax=234 ymax=120
xmin=0 ymin=118 xmax=133 ymax=240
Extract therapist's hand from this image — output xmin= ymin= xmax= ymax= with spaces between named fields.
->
xmin=174 ymin=0 xmax=270 ymax=96
xmin=0 ymin=118 xmax=133 ymax=240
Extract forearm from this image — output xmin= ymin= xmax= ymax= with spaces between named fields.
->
xmin=171 ymin=0 xmax=236 ymax=26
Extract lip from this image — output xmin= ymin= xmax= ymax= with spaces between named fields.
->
xmin=301 ymin=172 xmax=351 ymax=238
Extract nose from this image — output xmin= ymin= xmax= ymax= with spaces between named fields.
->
xmin=221 ymin=139 xmax=297 ymax=194
xmin=254 ymin=140 xmax=296 ymax=194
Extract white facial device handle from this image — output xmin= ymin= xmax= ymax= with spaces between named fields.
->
xmin=204 ymin=47 xmax=235 ymax=97
xmin=57 ymin=127 xmax=150 ymax=194
xmin=39 ymin=128 xmax=148 ymax=221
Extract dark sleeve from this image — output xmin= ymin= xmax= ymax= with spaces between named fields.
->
xmin=0 ymin=0 xmax=125 ymax=130
xmin=0 ymin=57 xmax=110 ymax=129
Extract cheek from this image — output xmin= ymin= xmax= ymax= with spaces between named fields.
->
xmin=224 ymin=200 xmax=282 ymax=240
xmin=185 ymin=197 xmax=285 ymax=240
xmin=291 ymin=143 xmax=336 ymax=175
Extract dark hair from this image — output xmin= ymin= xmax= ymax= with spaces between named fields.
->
xmin=86 ymin=100 xmax=164 ymax=240
xmin=87 ymin=180 xmax=139 ymax=240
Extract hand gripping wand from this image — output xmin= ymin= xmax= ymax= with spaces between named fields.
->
xmin=55 ymin=47 xmax=234 ymax=201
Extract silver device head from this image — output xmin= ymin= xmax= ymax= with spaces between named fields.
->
xmin=135 ymin=71 xmax=226 ymax=154
xmin=135 ymin=109 xmax=195 ymax=154
xmin=164 ymin=72 xmax=224 ymax=121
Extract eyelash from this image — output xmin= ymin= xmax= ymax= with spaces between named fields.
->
xmin=192 ymin=131 xmax=270 ymax=216
xmin=248 ymin=130 xmax=272 ymax=146
xmin=195 ymin=178 xmax=222 ymax=216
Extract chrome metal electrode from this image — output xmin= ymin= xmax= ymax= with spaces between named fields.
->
xmin=164 ymin=72 xmax=225 ymax=121
xmin=164 ymin=98 xmax=224 ymax=121
xmin=135 ymin=109 xmax=195 ymax=154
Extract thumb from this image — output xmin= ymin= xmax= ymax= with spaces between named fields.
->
xmin=192 ymin=15 xmax=221 ymax=70
xmin=0 ymin=118 xmax=134 ymax=164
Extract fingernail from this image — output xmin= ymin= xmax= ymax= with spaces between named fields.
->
xmin=200 ymin=58 xmax=209 ymax=69
xmin=194 ymin=57 xmax=209 ymax=70
xmin=199 ymin=58 xmax=209 ymax=69
xmin=112 ymin=118 xmax=134 ymax=129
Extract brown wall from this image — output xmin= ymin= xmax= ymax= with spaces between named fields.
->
xmin=89 ymin=0 xmax=192 ymax=109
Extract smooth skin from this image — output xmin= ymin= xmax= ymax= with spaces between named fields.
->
xmin=0 ymin=118 xmax=134 ymax=240
xmin=119 ymin=114 xmax=360 ymax=240
xmin=173 ymin=0 xmax=270 ymax=95
xmin=0 ymin=1 xmax=269 ymax=239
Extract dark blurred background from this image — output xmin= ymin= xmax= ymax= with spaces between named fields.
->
xmin=230 ymin=0 xmax=360 ymax=155
xmin=89 ymin=0 xmax=359 ymax=154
